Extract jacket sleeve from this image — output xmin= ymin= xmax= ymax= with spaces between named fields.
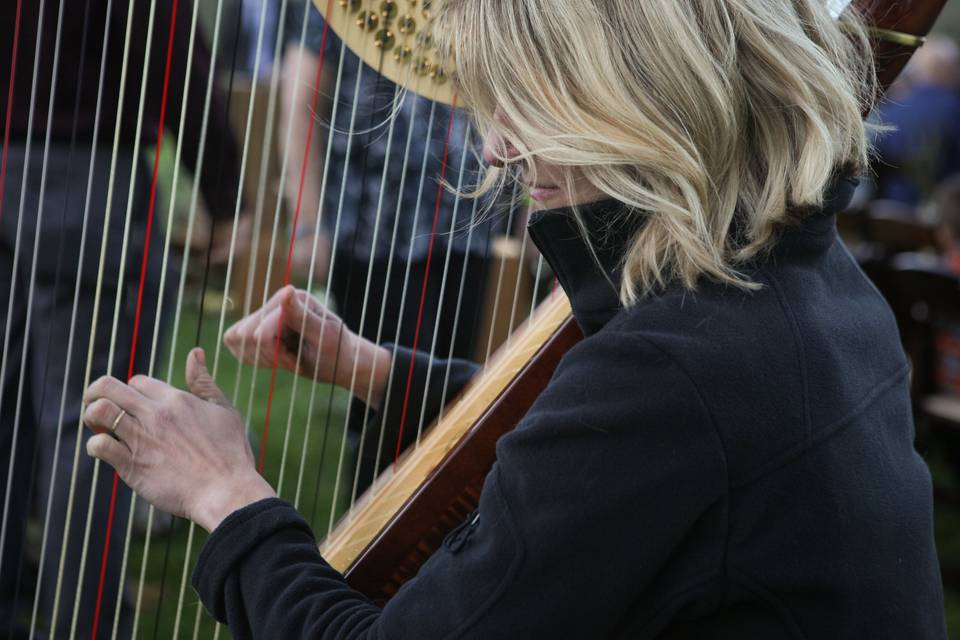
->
xmin=348 ymin=344 xmax=479 ymax=483
xmin=192 ymin=329 xmax=728 ymax=639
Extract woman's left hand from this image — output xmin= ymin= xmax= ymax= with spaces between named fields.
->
xmin=82 ymin=348 xmax=276 ymax=532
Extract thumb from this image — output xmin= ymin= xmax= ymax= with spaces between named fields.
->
xmin=185 ymin=348 xmax=228 ymax=405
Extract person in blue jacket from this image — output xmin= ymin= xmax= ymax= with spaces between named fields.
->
xmin=81 ymin=0 xmax=947 ymax=637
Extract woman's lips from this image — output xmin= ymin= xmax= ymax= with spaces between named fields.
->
xmin=527 ymin=185 xmax=560 ymax=202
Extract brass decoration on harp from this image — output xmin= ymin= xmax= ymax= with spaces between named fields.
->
xmin=314 ymin=0 xmax=953 ymax=604
xmin=313 ymin=0 xmax=456 ymax=105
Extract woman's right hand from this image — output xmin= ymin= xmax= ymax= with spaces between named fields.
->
xmin=223 ymin=286 xmax=393 ymax=408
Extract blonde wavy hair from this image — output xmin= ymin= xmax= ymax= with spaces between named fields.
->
xmin=434 ymin=0 xmax=876 ymax=303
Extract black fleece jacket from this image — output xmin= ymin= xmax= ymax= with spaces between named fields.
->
xmin=192 ymin=182 xmax=946 ymax=638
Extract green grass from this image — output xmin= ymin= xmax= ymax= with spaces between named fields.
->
xmin=127 ymin=304 xmax=351 ymax=639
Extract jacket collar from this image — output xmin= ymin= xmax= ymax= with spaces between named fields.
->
xmin=526 ymin=178 xmax=857 ymax=336
xmin=527 ymin=198 xmax=632 ymax=336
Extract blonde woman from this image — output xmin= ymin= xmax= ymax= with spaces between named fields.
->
xmin=82 ymin=0 xmax=946 ymax=636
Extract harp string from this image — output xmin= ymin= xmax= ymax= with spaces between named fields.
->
xmin=135 ymin=1 xmax=204 ymax=635
xmin=530 ymin=254 xmax=546 ymax=320
xmin=436 ymin=193 xmax=483 ymax=423
xmin=269 ymin=37 xmax=350 ymax=525
xmin=351 ymin=98 xmax=426 ymax=486
xmin=30 ymin=0 xmax=119 ymax=633
xmin=232 ymin=27 xmax=343 ymax=429
xmin=483 ymin=182 xmax=523 ymax=364
xmin=333 ymin=97 xmax=439 ymax=523
xmin=258 ymin=2 xmax=318 ymax=504
xmin=390 ymin=99 xmax=458 ymax=464
xmin=412 ymin=122 xmax=475 ymax=448
xmin=0 ymin=0 xmax=23 ymax=223
xmin=317 ymin=45 xmax=407 ymax=530
xmin=331 ymin=87 xmax=464 ymax=522
xmin=52 ymin=0 xmax=148 ymax=632
xmin=120 ymin=0 xmax=213 ymax=636
xmin=9 ymin=0 xmax=96 ymax=632
xmin=87 ymin=0 xmax=185 ymax=635
xmin=147 ymin=0 xmax=264 ymax=634
xmin=505 ymin=228 xmax=532 ymax=349
xmin=318 ymin=98 xmax=444 ymax=533
xmin=257 ymin=8 xmax=352 ymax=481
xmin=114 ymin=0 xmax=231 ymax=633
xmin=276 ymin=79 xmax=402 ymax=501
xmin=340 ymin=89 xmax=412 ymax=506
xmin=311 ymin=71 xmax=448 ymax=532
xmin=293 ymin=45 xmax=407 ymax=514
xmin=183 ymin=0 xmax=305 ymax=633
xmin=306 ymin=46 xmax=384 ymax=534
xmin=246 ymin=7 xmax=344 ymax=515
xmin=361 ymin=98 xmax=438 ymax=489
xmin=0 ymin=0 xmax=58 ymax=588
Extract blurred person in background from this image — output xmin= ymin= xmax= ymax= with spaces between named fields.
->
xmin=932 ymin=174 xmax=960 ymax=273
xmin=872 ymin=36 xmax=960 ymax=206
xmin=0 ymin=2 xmax=243 ymax=637
xmin=927 ymin=175 xmax=960 ymax=398
xmin=278 ymin=2 xmax=506 ymax=489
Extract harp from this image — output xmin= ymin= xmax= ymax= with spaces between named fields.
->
xmin=0 ymin=0 xmax=949 ymax=638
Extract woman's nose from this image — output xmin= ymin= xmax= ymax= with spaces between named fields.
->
xmin=482 ymin=128 xmax=516 ymax=168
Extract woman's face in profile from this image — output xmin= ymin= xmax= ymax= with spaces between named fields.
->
xmin=482 ymin=123 xmax=606 ymax=210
